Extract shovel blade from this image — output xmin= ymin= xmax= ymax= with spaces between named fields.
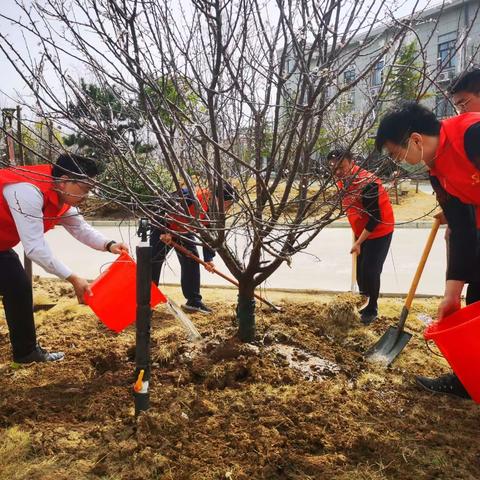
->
xmin=365 ymin=326 xmax=413 ymax=366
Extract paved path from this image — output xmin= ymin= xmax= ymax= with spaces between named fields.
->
xmin=15 ymin=224 xmax=449 ymax=296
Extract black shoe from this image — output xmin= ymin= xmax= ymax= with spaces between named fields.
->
xmin=14 ymin=344 xmax=65 ymax=364
xmin=415 ymin=373 xmax=471 ymax=399
xmin=182 ymin=302 xmax=212 ymax=314
xmin=360 ymin=312 xmax=377 ymax=326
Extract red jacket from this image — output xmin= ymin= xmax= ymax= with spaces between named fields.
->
xmin=0 ymin=164 xmax=69 ymax=250
xmin=430 ymin=113 xmax=480 ymax=207
xmin=338 ymin=165 xmax=394 ymax=239
xmin=167 ymin=188 xmax=211 ymax=233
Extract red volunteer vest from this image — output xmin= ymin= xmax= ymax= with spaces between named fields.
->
xmin=338 ymin=165 xmax=394 ymax=239
xmin=430 ymin=113 xmax=480 ymax=206
xmin=0 ymin=164 xmax=70 ymax=250
xmin=430 ymin=113 xmax=480 ymax=228
xmin=168 ymin=188 xmax=211 ymax=233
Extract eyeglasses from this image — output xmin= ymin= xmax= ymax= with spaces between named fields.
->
xmin=453 ymin=96 xmax=472 ymax=113
xmin=388 ymin=138 xmax=412 ymax=165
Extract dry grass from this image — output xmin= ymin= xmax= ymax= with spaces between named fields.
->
xmin=1 ymin=280 xmax=479 ymax=480
xmin=0 ymin=427 xmax=57 ymax=480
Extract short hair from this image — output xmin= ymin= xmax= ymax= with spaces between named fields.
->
xmin=448 ymin=68 xmax=480 ymax=95
xmin=326 ymin=149 xmax=354 ymax=164
xmin=375 ymin=102 xmax=441 ymax=151
xmin=51 ymin=153 xmax=99 ymax=180
xmin=215 ymin=181 xmax=237 ymax=201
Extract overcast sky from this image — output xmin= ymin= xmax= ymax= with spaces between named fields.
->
xmin=0 ymin=0 xmax=440 ymax=111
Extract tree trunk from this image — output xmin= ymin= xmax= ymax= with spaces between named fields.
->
xmin=237 ymin=279 xmax=256 ymax=342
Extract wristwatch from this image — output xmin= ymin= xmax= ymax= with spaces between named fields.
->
xmin=105 ymin=240 xmax=116 ymax=252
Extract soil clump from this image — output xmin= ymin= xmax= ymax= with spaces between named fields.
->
xmin=0 ymin=279 xmax=478 ymax=479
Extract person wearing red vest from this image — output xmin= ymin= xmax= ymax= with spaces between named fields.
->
xmin=0 ymin=154 xmax=128 ymax=364
xmin=445 ymin=69 xmax=480 ymax=305
xmin=376 ymin=101 xmax=480 ymax=399
xmin=150 ymin=184 xmax=236 ymax=314
xmin=327 ymin=149 xmax=394 ymax=325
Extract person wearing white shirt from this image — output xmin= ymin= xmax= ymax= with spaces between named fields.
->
xmin=0 ymin=154 xmax=128 ymax=363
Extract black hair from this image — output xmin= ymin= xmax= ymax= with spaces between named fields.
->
xmin=448 ymin=68 xmax=480 ymax=95
xmin=215 ymin=181 xmax=237 ymax=202
xmin=51 ymin=153 xmax=99 ymax=180
xmin=375 ymin=102 xmax=441 ymax=151
xmin=326 ymin=148 xmax=354 ymax=163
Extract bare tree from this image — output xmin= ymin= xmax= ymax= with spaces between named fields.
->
xmin=0 ymin=0 xmax=477 ymax=341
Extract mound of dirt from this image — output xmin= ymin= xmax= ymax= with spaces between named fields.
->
xmin=0 ymin=279 xmax=479 ymax=480
xmin=321 ymin=293 xmax=363 ymax=336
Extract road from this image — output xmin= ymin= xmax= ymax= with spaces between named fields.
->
xmin=14 ymin=223 xmax=449 ymax=296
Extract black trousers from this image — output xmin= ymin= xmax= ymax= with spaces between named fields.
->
xmin=466 ymin=231 xmax=480 ymax=305
xmin=356 ymin=232 xmax=393 ymax=316
xmin=0 ymin=249 xmax=36 ymax=359
xmin=150 ymin=229 xmax=202 ymax=305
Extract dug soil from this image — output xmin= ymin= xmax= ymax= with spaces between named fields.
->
xmin=0 ymin=282 xmax=478 ymax=480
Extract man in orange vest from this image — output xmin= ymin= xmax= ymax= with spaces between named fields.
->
xmin=150 ymin=184 xmax=236 ymax=314
xmin=327 ymin=149 xmax=394 ymax=325
xmin=376 ymin=101 xmax=480 ymax=399
xmin=0 ymin=154 xmax=128 ymax=364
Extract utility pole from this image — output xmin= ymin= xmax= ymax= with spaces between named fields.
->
xmin=16 ymin=106 xmax=33 ymax=282
xmin=2 ymin=108 xmax=16 ymax=166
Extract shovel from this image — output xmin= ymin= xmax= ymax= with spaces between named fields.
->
xmin=166 ymin=239 xmax=282 ymax=312
xmin=351 ymin=236 xmax=369 ymax=312
xmin=365 ymin=218 xmax=440 ymax=366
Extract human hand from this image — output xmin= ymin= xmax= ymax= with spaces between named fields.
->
xmin=67 ymin=274 xmax=92 ymax=304
xmin=204 ymin=261 xmax=215 ymax=272
xmin=434 ymin=211 xmax=448 ymax=225
xmin=437 ymin=280 xmax=464 ymax=321
xmin=109 ymin=242 xmax=129 ymax=254
xmin=437 ymin=295 xmax=461 ymax=321
xmin=350 ymin=242 xmax=361 ymax=256
xmin=160 ymin=233 xmax=173 ymax=245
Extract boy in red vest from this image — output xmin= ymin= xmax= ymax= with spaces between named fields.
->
xmin=376 ymin=102 xmax=480 ymax=399
xmin=0 ymin=154 xmax=128 ymax=363
xmin=327 ymin=149 xmax=394 ymax=325
xmin=150 ymin=183 xmax=236 ymax=314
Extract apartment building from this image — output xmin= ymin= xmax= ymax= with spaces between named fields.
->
xmin=283 ymin=0 xmax=480 ymax=119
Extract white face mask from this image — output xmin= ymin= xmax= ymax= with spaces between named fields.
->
xmin=407 ymin=137 xmax=424 ymax=165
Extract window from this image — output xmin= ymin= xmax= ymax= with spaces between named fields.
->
xmin=435 ymin=92 xmax=455 ymax=118
xmin=343 ymin=67 xmax=355 ymax=84
xmin=438 ymin=32 xmax=457 ymax=70
xmin=371 ymin=60 xmax=384 ymax=87
xmin=345 ymin=90 xmax=355 ymax=106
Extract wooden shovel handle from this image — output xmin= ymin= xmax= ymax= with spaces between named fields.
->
xmin=351 ymin=251 xmax=357 ymax=291
xmin=166 ymin=238 xmax=281 ymax=311
xmin=351 ymin=231 xmax=358 ymax=292
xmin=404 ymin=218 xmax=441 ymax=309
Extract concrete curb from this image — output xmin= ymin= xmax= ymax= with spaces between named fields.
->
xmin=34 ymin=276 xmax=442 ymax=298
xmin=87 ymin=219 xmax=439 ymax=229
